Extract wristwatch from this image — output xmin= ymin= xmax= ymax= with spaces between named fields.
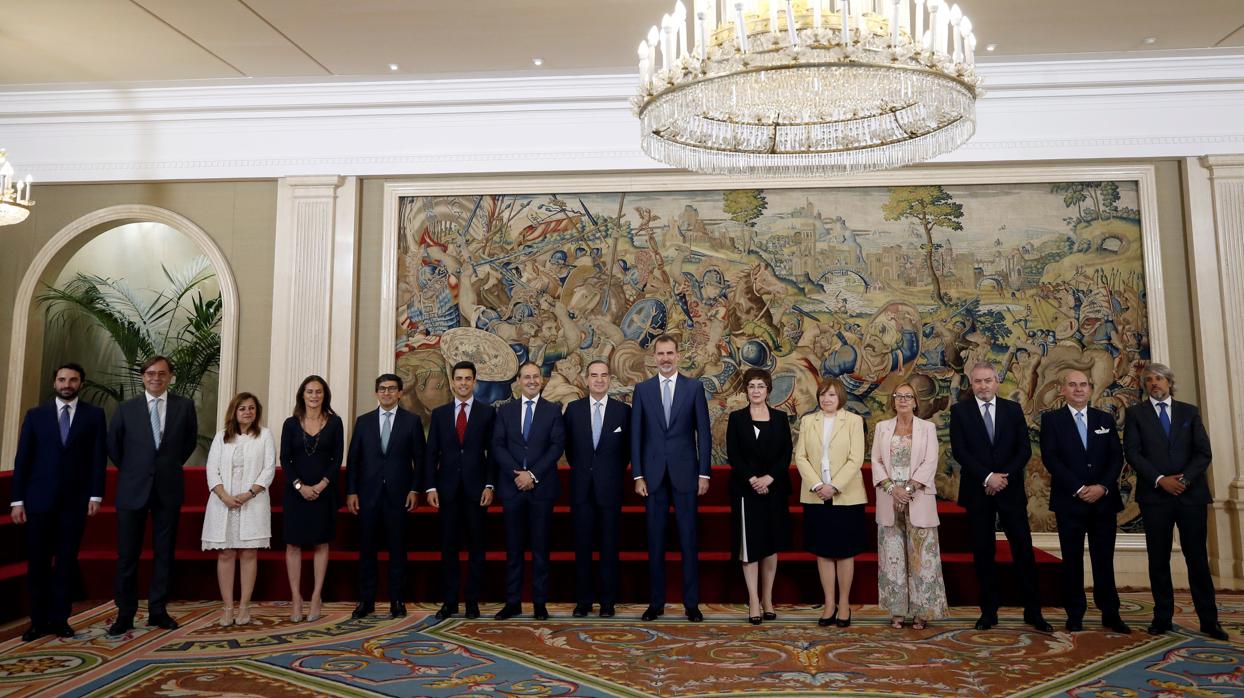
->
xmin=294 ymin=479 xmax=303 ymax=491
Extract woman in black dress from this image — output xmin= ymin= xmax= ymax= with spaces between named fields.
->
xmin=281 ymin=375 xmax=342 ymax=622
xmin=725 ymin=367 xmax=793 ymax=625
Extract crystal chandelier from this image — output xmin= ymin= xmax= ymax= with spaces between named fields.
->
xmin=633 ymin=0 xmax=981 ymax=177
xmin=0 ymin=150 xmax=35 ymax=226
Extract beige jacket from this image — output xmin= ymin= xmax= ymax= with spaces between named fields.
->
xmin=794 ymin=410 xmax=866 ymax=506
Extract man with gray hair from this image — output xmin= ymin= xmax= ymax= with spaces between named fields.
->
xmin=1122 ymin=363 xmax=1226 ymax=640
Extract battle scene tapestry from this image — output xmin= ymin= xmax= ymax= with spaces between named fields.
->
xmin=393 ymin=181 xmax=1151 ymax=532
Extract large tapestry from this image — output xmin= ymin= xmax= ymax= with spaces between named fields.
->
xmin=393 ymin=181 xmax=1151 ymax=532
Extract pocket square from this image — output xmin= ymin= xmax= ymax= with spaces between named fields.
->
xmin=613 ymin=426 xmax=623 ymax=433
xmin=1094 ymin=427 xmax=1109 ymax=434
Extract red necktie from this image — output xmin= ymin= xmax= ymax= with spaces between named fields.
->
xmin=456 ymin=403 xmax=467 ymax=443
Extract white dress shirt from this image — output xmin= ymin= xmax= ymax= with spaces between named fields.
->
xmin=819 ymin=413 xmax=836 ymax=488
xmin=146 ymin=391 xmax=168 ymax=433
xmin=976 ymin=396 xmax=997 ymax=486
xmin=1066 ymin=404 xmax=1105 ymax=497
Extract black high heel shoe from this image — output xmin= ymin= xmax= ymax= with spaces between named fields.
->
xmin=818 ymin=609 xmax=839 ymax=627
xmin=749 ymin=615 xmax=762 ymax=625
xmin=763 ymin=611 xmax=778 ymax=621
xmin=836 ymin=609 xmax=852 ymax=628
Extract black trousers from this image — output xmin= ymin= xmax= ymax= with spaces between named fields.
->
xmin=572 ymin=489 xmax=621 ymax=607
xmin=115 ymin=502 xmax=179 ymax=619
xmin=502 ymin=492 xmax=554 ymax=605
xmin=358 ymin=498 xmax=409 ymax=604
xmin=438 ymin=485 xmax=487 ymax=606
xmin=1055 ymin=506 xmax=1120 ymax=621
xmin=24 ymin=507 xmax=87 ymax=627
xmin=966 ymin=494 xmax=1040 ymax=616
xmin=1140 ymin=499 xmax=1218 ymax=626
xmin=645 ymin=475 xmax=700 ymax=609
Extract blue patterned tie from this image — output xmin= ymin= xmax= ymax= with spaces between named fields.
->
xmin=150 ymin=398 xmax=162 ymax=449
xmin=59 ymin=405 xmax=71 ymax=445
xmin=1158 ymin=402 xmax=1171 ymax=437
xmin=522 ymin=400 xmax=534 ymax=441
xmin=592 ymin=401 xmax=603 ymax=449
xmin=982 ymin=402 xmax=994 ymax=443
xmin=1075 ymin=411 xmax=1087 ymax=449
xmin=662 ymin=379 xmax=673 ymax=425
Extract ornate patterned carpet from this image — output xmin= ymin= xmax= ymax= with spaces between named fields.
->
xmin=0 ymin=593 xmax=1239 ymax=697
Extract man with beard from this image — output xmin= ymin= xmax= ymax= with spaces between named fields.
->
xmin=1123 ymin=363 xmax=1227 ymax=640
xmin=10 ymin=363 xmax=107 ymax=641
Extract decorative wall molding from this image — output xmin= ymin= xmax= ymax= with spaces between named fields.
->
xmin=1 ymin=205 xmax=240 ymax=471
xmin=2 ymin=54 xmax=1242 ymax=182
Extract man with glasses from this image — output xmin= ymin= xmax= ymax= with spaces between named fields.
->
xmin=108 ymin=356 xmax=198 ymax=636
xmin=346 ymin=374 xmax=426 ymax=619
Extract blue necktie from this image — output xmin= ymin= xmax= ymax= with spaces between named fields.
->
xmin=1158 ymin=402 xmax=1171 ymax=437
xmin=982 ymin=402 xmax=994 ymax=442
xmin=381 ymin=411 xmax=392 ymax=453
xmin=59 ymin=405 xmax=71 ymax=445
xmin=662 ymin=379 xmax=673 ymax=425
xmin=522 ymin=400 xmax=534 ymax=441
xmin=592 ymin=401 xmax=603 ymax=449
xmin=150 ymin=398 xmax=163 ymax=449
xmin=1075 ymin=411 xmax=1087 ymax=449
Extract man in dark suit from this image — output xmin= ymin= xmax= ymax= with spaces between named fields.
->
xmin=424 ymin=360 xmax=496 ymax=620
xmin=564 ymin=359 xmax=630 ymax=618
xmin=1038 ymin=370 xmax=1129 ymax=633
xmin=1123 ymin=363 xmax=1226 ymax=640
xmin=10 ymin=363 xmax=107 ymax=641
xmin=949 ymin=361 xmax=1050 ymax=632
xmin=631 ymin=335 xmax=712 ymax=622
xmin=346 ymin=373 xmax=426 ymax=620
xmin=491 ymin=361 xmax=565 ymax=620
xmin=108 ymin=355 xmax=199 ymax=636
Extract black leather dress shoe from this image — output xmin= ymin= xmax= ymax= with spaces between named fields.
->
xmin=685 ymin=607 xmax=704 ymax=622
xmin=572 ymin=603 xmax=592 ymax=618
xmin=465 ymin=602 xmax=480 ymax=619
xmin=533 ymin=604 xmax=550 ymax=621
xmin=1065 ymin=619 xmax=1084 ymax=632
xmin=599 ymin=604 xmax=615 ymax=618
xmin=494 ymin=603 xmax=522 ymax=620
xmin=1147 ymin=621 xmax=1172 ymax=635
xmin=435 ymin=603 xmax=458 ymax=620
xmin=1201 ymin=623 xmax=1229 ymax=641
xmin=351 ymin=603 xmax=374 ymax=619
xmin=389 ymin=602 xmax=407 ymax=619
xmin=1102 ymin=617 xmax=1132 ymax=634
xmin=20 ymin=625 xmax=47 ymax=642
xmin=107 ymin=618 xmax=134 ymax=637
xmin=1025 ymin=615 xmax=1053 ymax=633
xmin=641 ymin=605 xmax=663 ymax=621
xmin=146 ymin=614 xmax=179 ymax=630
xmin=52 ymin=623 xmax=75 ymax=638
xmin=974 ymin=614 xmax=998 ymax=630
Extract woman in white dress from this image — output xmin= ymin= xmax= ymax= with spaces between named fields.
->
xmin=201 ymin=392 xmax=276 ymax=626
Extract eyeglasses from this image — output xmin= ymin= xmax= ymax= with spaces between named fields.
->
xmin=376 ymin=386 xmax=401 ymax=393
xmin=143 ymin=370 xmax=170 ymax=378
xmin=893 ymin=394 xmax=916 ymax=401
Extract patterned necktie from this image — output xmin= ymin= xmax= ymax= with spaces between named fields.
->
xmin=662 ymin=378 xmax=673 ymax=425
xmin=522 ymin=400 xmax=534 ymax=441
xmin=381 ymin=411 xmax=392 ymax=452
xmin=59 ymin=405 xmax=71 ymax=445
xmin=1075 ymin=411 xmax=1088 ymax=449
xmin=456 ymin=402 xmax=468 ymax=443
xmin=1158 ymin=402 xmax=1171 ymax=437
xmin=982 ymin=402 xmax=994 ymax=443
xmin=592 ymin=401 xmax=603 ymax=449
xmin=150 ymin=398 xmax=163 ymax=449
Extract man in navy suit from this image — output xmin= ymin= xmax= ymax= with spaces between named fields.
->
xmin=564 ymin=359 xmax=630 ymax=618
xmin=108 ymin=355 xmax=198 ymax=636
xmin=346 ymin=373 xmax=426 ymax=619
xmin=1039 ymin=370 xmax=1129 ymax=633
xmin=949 ymin=361 xmax=1050 ymax=632
xmin=424 ymin=360 xmax=496 ymax=620
xmin=10 ymin=363 xmax=107 ymax=641
xmin=631 ymin=335 xmax=712 ymax=622
xmin=1123 ymin=363 xmax=1226 ymax=640
xmin=491 ymin=361 xmax=565 ymax=620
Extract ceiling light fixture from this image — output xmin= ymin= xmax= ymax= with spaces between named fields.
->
xmin=532 ymin=57 xmax=545 ymax=66
xmin=1141 ymin=36 xmax=1157 ymax=45
xmin=985 ymin=42 xmax=996 ymax=51
xmin=634 ymin=0 xmax=982 ymax=177
xmin=0 ymin=150 xmax=35 ymax=226
xmin=389 ymin=63 xmax=400 ymax=71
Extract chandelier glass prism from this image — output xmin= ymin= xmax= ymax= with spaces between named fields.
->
xmin=633 ymin=0 xmax=982 ymax=177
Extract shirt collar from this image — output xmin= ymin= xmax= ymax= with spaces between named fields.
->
xmin=378 ymin=405 xmax=398 ymax=416
xmin=1150 ymin=396 xmax=1171 ymax=409
xmin=145 ymin=391 xmax=166 ymax=402
xmin=522 ymin=394 xmax=541 ymax=407
xmin=55 ymin=397 xmax=78 ymax=411
xmin=590 ymin=396 xmax=608 ymax=409
xmin=456 ymin=397 xmax=473 ymax=410
xmin=1067 ymin=404 xmax=1088 ymax=417
xmin=975 ymin=396 xmax=994 ymax=409
xmin=658 ymin=372 xmax=677 ymax=383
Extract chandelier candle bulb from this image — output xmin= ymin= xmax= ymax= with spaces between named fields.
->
xmin=898 ymin=0 xmax=910 ymax=32
xmin=890 ymin=0 xmax=900 ymax=46
xmin=936 ymin=0 xmax=950 ymax=55
xmin=675 ymin=2 xmax=689 ymax=60
xmin=965 ymin=31 xmax=976 ymax=66
xmin=697 ymin=11 xmax=710 ymax=59
xmin=840 ymin=0 xmax=851 ymax=44
xmin=770 ymin=1 xmax=780 ymax=40
xmin=786 ymin=0 xmax=798 ymax=45
xmin=949 ymin=3 xmax=963 ymax=63
xmin=813 ymin=0 xmax=822 ymax=29
xmin=735 ymin=2 xmax=749 ymax=51
xmin=914 ymin=0 xmax=925 ymax=49
xmin=661 ymin=14 xmax=675 ymax=70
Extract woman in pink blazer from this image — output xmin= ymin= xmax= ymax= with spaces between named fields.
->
xmin=871 ymin=384 xmax=948 ymax=629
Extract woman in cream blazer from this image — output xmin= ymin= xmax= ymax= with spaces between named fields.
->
xmin=870 ymin=383 xmax=948 ymax=629
xmin=794 ymin=377 xmax=865 ymax=627
xmin=201 ymin=392 xmax=276 ymax=626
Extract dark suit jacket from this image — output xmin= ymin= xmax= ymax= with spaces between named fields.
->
xmin=422 ymin=400 xmax=496 ymax=499
xmin=1123 ymin=399 xmax=1212 ymax=505
xmin=108 ymin=393 xmax=198 ymax=510
xmin=1038 ymin=406 xmax=1124 ymax=514
xmin=563 ymin=396 xmax=631 ymax=506
xmin=346 ymin=407 xmax=426 ymax=509
xmin=12 ymin=400 xmax=108 ymax=514
xmin=949 ymin=395 xmax=1031 ymax=507
xmin=491 ymin=396 xmax=565 ymax=502
xmin=630 ymin=373 xmax=712 ymax=493
xmin=725 ymin=406 xmax=792 ymax=501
